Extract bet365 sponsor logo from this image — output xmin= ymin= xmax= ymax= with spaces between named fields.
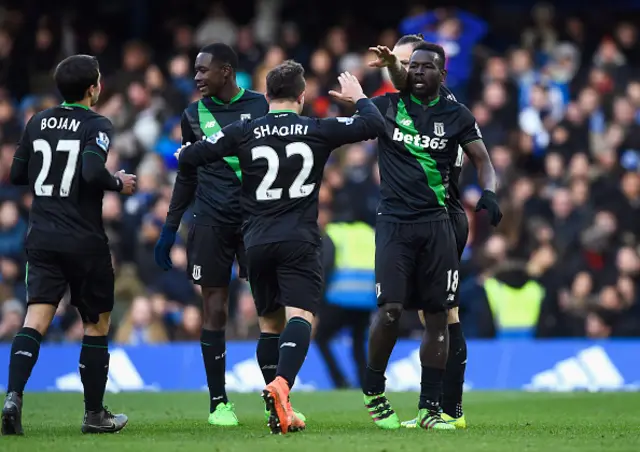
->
xmin=392 ymin=128 xmax=448 ymax=150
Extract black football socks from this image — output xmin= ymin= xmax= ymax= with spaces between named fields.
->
xmin=201 ymin=329 xmax=228 ymax=412
xmin=79 ymin=335 xmax=109 ymax=412
xmin=275 ymin=317 xmax=312 ymax=388
xmin=257 ymin=332 xmax=280 ymax=384
xmin=419 ymin=366 xmax=445 ymax=412
xmin=363 ymin=309 xmax=400 ymax=395
xmin=7 ymin=327 xmax=42 ymax=395
xmin=419 ymin=315 xmax=449 ymax=412
xmin=442 ymin=322 xmax=466 ymax=418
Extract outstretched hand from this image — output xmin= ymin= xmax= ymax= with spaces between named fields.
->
xmin=328 ymin=72 xmax=366 ymax=104
xmin=367 ymin=45 xmax=397 ymax=68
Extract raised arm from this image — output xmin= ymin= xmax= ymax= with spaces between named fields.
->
xmin=368 ymin=45 xmax=409 ymax=92
xmin=322 ymin=72 xmax=386 ymax=146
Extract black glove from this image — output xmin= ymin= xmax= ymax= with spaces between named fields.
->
xmin=475 ymin=189 xmax=502 ymax=226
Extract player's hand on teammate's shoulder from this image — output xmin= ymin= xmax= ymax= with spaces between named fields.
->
xmin=115 ymin=169 xmax=137 ymax=195
xmin=328 ymin=71 xmax=366 ymax=104
xmin=367 ymin=45 xmax=397 ymax=68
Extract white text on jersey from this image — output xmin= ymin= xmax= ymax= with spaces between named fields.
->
xmin=392 ymin=128 xmax=448 ymax=150
xmin=41 ymin=117 xmax=81 ymax=133
xmin=254 ymin=124 xmax=309 ymax=140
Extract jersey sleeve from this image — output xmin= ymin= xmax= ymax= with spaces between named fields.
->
xmin=180 ymin=109 xmax=198 ymax=145
xmin=83 ymin=116 xmax=115 ymax=162
xmin=371 ymin=95 xmax=391 ymax=115
xmin=178 ymin=120 xmax=243 ymax=168
xmin=458 ymin=106 xmax=483 ymax=148
xmin=81 ymin=117 xmax=121 ymax=191
xmin=10 ymin=120 xmax=32 ymax=185
xmin=316 ymin=98 xmax=385 ymax=148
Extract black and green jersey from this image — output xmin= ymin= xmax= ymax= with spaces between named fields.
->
xmin=166 ymin=88 xmax=268 ymax=227
xmin=372 ymin=92 xmax=482 ymax=222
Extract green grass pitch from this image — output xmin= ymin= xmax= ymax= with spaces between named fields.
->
xmin=2 ymin=391 xmax=639 ymax=451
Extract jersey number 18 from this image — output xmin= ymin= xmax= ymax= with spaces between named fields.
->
xmin=32 ymin=139 xmax=81 ymax=197
xmin=251 ymin=142 xmax=315 ymax=201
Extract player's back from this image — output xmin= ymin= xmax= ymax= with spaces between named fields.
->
xmin=236 ymin=111 xmax=336 ymax=248
xmin=20 ymin=104 xmax=112 ymax=253
xmin=179 ymin=97 xmax=384 ymax=249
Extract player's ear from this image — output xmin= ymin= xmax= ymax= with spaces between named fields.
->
xmin=440 ymin=69 xmax=448 ymax=84
xmin=297 ymin=91 xmax=305 ymax=105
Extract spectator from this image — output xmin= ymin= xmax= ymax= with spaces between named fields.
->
xmin=115 ymin=296 xmax=169 ymax=344
xmin=0 ymin=4 xmax=638 ymax=342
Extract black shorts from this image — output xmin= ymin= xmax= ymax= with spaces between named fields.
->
xmin=449 ymin=212 xmax=469 ymax=307
xmin=187 ymin=224 xmax=247 ymax=287
xmin=246 ymin=241 xmax=323 ymax=316
xmin=450 ymin=212 xmax=469 ymax=259
xmin=375 ymin=220 xmax=459 ymax=313
xmin=26 ymin=249 xmax=114 ymax=324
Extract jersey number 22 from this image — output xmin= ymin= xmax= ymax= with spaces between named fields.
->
xmin=251 ymin=142 xmax=315 ymax=201
xmin=33 ymin=139 xmax=80 ymax=197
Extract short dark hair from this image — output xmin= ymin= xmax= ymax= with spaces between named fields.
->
xmin=266 ymin=60 xmax=305 ymax=101
xmin=200 ymin=43 xmax=239 ymax=70
xmin=412 ymin=42 xmax=447 ymax=67
xmin=395 ymin=33 xmax=424 ymax=47
xmin=53 ymin=55 xmax=100 ymax=103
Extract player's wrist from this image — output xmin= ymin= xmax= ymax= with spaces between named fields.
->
xmin=354 ymin=97 xmax=369 ymax=107
xmin=162 ymin=223 xmax=179 ymax=233
xmin=112 ymin=175 xmax=123 ymax=192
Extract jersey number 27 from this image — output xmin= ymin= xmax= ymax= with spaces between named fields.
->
xmin=251 ymin=142 xmax=315 ymax=201
xmin=33 ymin=139 xmax=80 ymax=197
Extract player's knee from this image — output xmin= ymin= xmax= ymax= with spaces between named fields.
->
xmin=380 ymin=303 xmax=403 ymax=325
xmin=258 ymin=308 xmax=286 ymax=334
xmin=84 ymin=312 xmax=111 ymax=336
xmin=285 ymin=307 xmax=314 ymax=324
xmin=422 ymin=309 xmax=448 ymax=331
xmin=447 ymin=307 xmax=460 ymax=324
xmin=23 ymin=303 xmax=57 ymax=335
xmin=201 ymin=287 xmax=228 ymax=330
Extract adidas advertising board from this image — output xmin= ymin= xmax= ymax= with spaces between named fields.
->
xmin=0 ymin=341 xmax=637 ymax=392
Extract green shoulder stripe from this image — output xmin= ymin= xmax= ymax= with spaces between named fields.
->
xmin=395 ymin=99 xmax=446 ymax=207
xmin=197 ymin=100 xmax=241 ymax=181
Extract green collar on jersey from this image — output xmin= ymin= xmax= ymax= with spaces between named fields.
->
xmin=210 ymin=87 xmax=245 ymax=105
xmin=61 ymin=102 xmax=90 ymax=110
xmin=268 ymin=109 xmax=297 ymax=114
xmin=410 ymin=95 xmax=440 ymax=107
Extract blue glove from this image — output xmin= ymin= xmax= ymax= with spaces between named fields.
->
xmin=154 ymin=224 xmax=178 ymax=270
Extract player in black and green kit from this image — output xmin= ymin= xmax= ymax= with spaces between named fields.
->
xmin=154 ymin=43 xmax=305 ymax=426
xmin=380 ymin=34 xmax=502 ymax=430
xmin=362 ymin=42 xmax=502 ymax=430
